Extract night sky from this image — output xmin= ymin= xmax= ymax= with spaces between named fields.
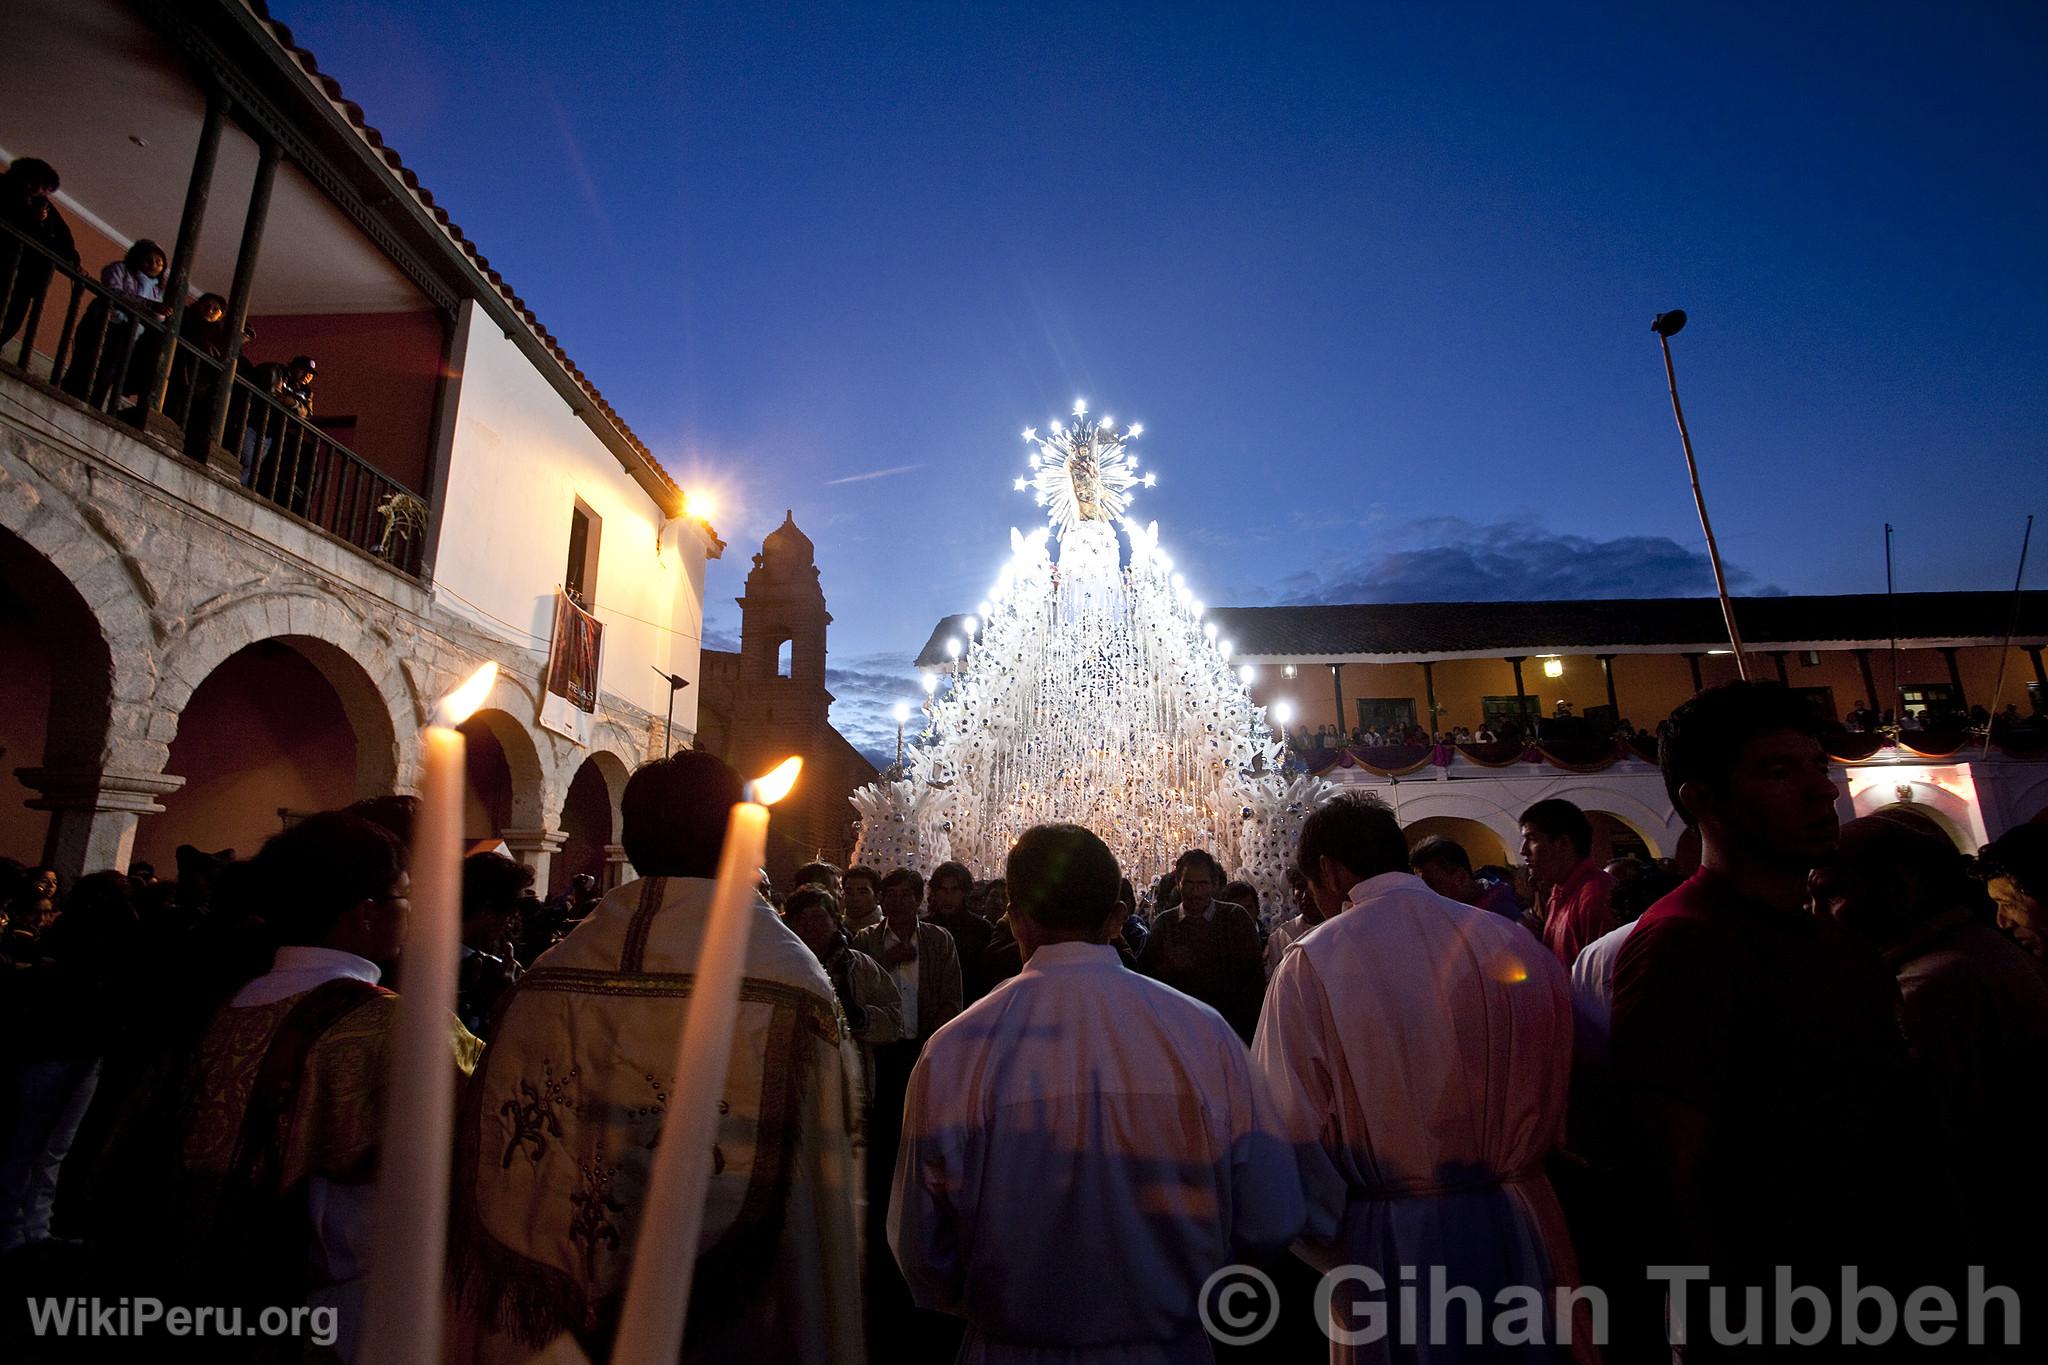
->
xmin=277 ymin=1 xmax=2047 ymax=762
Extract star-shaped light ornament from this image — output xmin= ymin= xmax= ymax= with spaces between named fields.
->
xmin=1020 ymin=399 xmax=1145 ymax=532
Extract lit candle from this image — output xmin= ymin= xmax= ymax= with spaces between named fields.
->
xmin=359 ymin=661 xmax=498 ymax=1365
xmin=610 ymin=756 xmax=802 ymax=1365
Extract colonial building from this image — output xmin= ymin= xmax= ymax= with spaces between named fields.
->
xmin=694 ymin=513 xmax=878 ymax=883
xmin=1 ymin=0 xmax=721 ymax=889
xmin=918 ymin=590 xmax=2048 ymax=869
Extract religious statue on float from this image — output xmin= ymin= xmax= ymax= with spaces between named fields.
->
xmin=851 ymin=401 xmax=1329 ymax=911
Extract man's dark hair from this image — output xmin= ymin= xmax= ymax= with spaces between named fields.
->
xmin=463 ymin=851 xmax=534 ymax=921
xmin=1007 ymin=824 xmax=1121 ymax=935
xmin=621 ymin=750 xmax=744 ymax=877
xmin=1659 ymin=681 xmax=1826 ymax=826
xmin=1519 ymin=799 xmax=1593 ymax=859
xmin=1221 ymin=879 xmax=1259 ymax=913
xmin=1409 ymin=836 xmax=1473 ymax=875
xmin=843 ymin=865 xmax=882 ymax=895
xmin=1296 ymin=793 xmax=1407 ymax=884
xmin=881 ymin=867 xmax=925 ymax=901
xmin=4 ymin=158 xmax=61 ymax=193
xmin=1980 ymin=824 xmax=2048 ymax=903
xmin=256 ymin=812 xmax=405 ymax=947
xmin=793 ymin=860 xmax=841 ymax=890
xmin=1173 ymin=848 xmax=1224 ymax=882
xmin=929 ymin=860 xmax=974 ymax=899
xmin=784 ymin=884 xmax=842 ymax=928
xmin=348 ymin=794 xmax=419 ymax=849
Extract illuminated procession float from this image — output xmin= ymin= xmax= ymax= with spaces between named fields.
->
xmin=852 ymin=402 xmax=1328 ymax=907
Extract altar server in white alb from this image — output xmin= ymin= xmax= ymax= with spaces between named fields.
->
xmin=1253 ymin=793 xmax=1593 ymax=1365
xmin=890 ymin=822 xmax=1305 ymax=1364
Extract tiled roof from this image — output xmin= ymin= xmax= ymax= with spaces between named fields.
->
xmin=245 ymin=3 xmax=684 ymax=513
xmin=914 ymin=591 xmax=2048 ymax=667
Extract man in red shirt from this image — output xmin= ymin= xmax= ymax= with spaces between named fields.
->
xmin=1520 ymin=798 xmax=1615 ymax=966
xmin=1610 ymin=682 xmax=1958 ymax=1359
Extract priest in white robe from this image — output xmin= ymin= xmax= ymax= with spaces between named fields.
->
xmin=890 ymin=823 xmax=1305 ymax=1364
xmin=1253 ymin=794 xmax=1592 ymax=1365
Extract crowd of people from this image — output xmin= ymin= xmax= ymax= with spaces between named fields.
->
xmin=2 ymin=156 xmax=323 ymax=488
xmin=1 ymin=680 xmax=2045 ymax=1361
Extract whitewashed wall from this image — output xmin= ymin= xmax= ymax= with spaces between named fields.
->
xmin=434 ymin=306 xmax=705 ymax=734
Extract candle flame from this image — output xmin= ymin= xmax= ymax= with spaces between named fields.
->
xmin=434 ymin=661 xmax=499 ymax=728
xmin=749 ymin=756 xmax=802 ymax=806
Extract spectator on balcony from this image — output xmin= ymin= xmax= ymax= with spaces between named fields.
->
xmin=1474 ymin=721 xmax=1498 ymax=743
xmin=242 ymin=354 xmax=318 ymax=510
xmin=1 ymin=158 xmax=79 ymax=352
xmin=59 ymin=238 xmax=168 ymax=408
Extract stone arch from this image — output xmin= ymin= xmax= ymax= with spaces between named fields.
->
xmin=155 ymin=590 xmax=414 ymax=797
xmin=1403 ymin=815 xmax=1510 ymax=871
xmin=1846 ymin=771 xmax=1985 ymax=851
xmin=552 ymin=747 xmax=632 ymax=894
xmin=1382 ymin=788 xmax=1527 ymax=860
xmin=0 ymin=466 xmax=162 ymax=775
xmin=462 ymin=706 xmax=550 ymax=833
xmin=1539 ymin=783 xmax=1679 ymax=859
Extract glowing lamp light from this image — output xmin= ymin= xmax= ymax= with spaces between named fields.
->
xmin=1021 ymin=427 xmax=1036 ymax=441
xmin=1542 ymin=657 xmax=1564 ymax=679
xmin=1171 ymin=573 xmax=1186 ymax=591
xmin=946 ymin=638 xmax=962 ymax=659
xmin=1239 ymin=664 xmax=1256 ymax=684
xmin=977 ymin=600 xmax=992 ymax=619
xmin=435 ymin=662 xmax=499 ymax=728
xmin=748 ymin=757 xmax=802 ymax=806
xmin=1129 ymin=423 xmax=1143 ymax=437
xmin=963 ymin=616 xmax=979 ymax=636
xmin=1191 ymin=599 xmax=1205 ymax=617
xmin=1100 ymin=415 xmax=1114 ymax=429
xmin=1072 ymin=397 xmax=1088 ymax=417
xmin=684 ymin=490 xmax=717 ymax=523
xmin=1283 ymin=664 xmax=1298 ymax=678
xmin=1203 ymin=622 xmax=1218 ymax=640
xmin=1219 ymin=640 xmax=1233 ymax=660
xmin=921 ymin=671 xmax=938 ymax=695
xmin=892 ymin=701 xmax=912 ymax=725
xmin=1050 ymin=419 xmax=1064 ymax=434
xmin=1142 ymin=472 xmax=1157 ymax=487
xmin=1013 ymin=477 xmax=1028 ymax=491
xmin=1273 ymin=700 xmax=1296 ymax=726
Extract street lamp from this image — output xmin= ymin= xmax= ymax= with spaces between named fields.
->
xmin=1652 ymin=309 xmax=1750 ymax=679
xmin=651 ymin=666 xmax=690 ymax=756
xmin=892 ymin=700 xmax=912 ymax=771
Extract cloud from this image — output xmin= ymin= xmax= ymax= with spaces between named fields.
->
xmin=822 ymin=464 xmax=926 ymax=487
xmin=826 ymin=651 xmax=925 ymax=769
xmin=700 ymin=614 xmax=741 ymax=652
xmin=1276 ymin=517 xmax=1784 ymax=604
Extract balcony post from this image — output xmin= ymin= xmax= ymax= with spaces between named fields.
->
xmin=146 ymin=87 xmax=226 ymax=420
xmin=201 ymin=138 xmax=280 ymax=468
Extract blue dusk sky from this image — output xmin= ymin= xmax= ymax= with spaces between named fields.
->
xmin=276 ymin=1 xmax=2047 ymax=763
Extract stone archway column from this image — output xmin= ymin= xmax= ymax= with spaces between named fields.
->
xmin=603 ymin=843 xmax=633 ymax=891
xmin=501 ymin=827 xmax=568 ymax=891
xmin=17 ymin=767 xmax=186 ymax=881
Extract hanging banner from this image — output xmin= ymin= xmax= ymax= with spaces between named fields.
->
xmin=539 ymin=590 xmax=604 ymax=744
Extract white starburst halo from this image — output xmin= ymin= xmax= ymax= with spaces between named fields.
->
xmin=1022 ymin=413 xmax=1142 ymax=532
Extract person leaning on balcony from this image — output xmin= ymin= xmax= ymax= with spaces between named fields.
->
xmin=59 ymin=237 xmax=167 ymax=407
xmin=1 ymin=157 xmax=79 ymax=349
xmin=241 ymin=354 xmax=318 ymax=506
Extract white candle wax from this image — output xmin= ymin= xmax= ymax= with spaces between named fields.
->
xmin=609 ymin=798 xmax=771 ymax=1365
xmin=359 ymin=716 xmax=467 ymax=1365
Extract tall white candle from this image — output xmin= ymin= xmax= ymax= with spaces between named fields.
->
xmin=611 ymin=756 xmax=801 ymax=1365
xmin=360 ymin=661 xmax=497 ymax=1365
